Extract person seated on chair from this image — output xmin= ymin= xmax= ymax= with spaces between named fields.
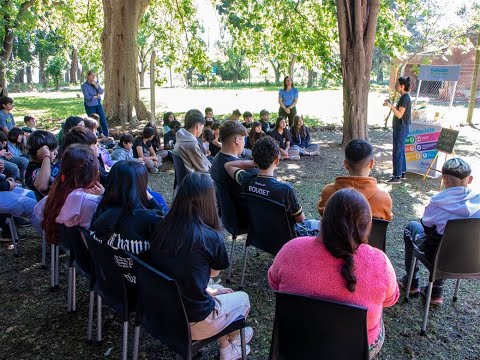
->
xmin=399 ymin=157 xmax=480 ymax=305
xmin=25 ymin=130 xmax=59 ymax=201
xmin=149 ymin=173 xmax=253 ymax=360
xmin=0 ymin=159 xmax=38 ymax=238
xmin=210 ymin=120 xmax=251 ymax=230
xmin=174 ymin=109 xmax=211 ymax=174
xmin=34 ymin=144 xmax=103 ymax=244
xmin=90 ymin=160 xmax=166 ymax=287
xmin=225 ymin=136 xmax=320 ymax=237
xmin=318 ymin=139 xmax=393 ymax=221
xmin=268 ymin=188 xmax=399 ymax=358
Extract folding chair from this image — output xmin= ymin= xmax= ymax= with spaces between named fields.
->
xmin=405 ymin=218 xmax=480 ymax=335
xmin=269 ymin=291 xmax=369 ymax=360
xmin=368 ymin=218 xmax=390 ymax=252
xmin=240 ymin=193 xmax=294 ymax=288
xmin=128 ymin=253 xmax=247 ymax=360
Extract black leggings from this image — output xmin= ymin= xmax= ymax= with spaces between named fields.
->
xmin=279 ymin=106 xmax=297 ymax=127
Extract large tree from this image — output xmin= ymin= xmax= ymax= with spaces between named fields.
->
xmin=101 ymin=0 xmax=150 ymax=127
xmin=336 ymin=0 xmax=380 ymax=144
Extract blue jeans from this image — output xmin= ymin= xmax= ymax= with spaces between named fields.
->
xmin=392 ymin=125 xmax=409 ymax=177
xmin=85 ymin=101 xmax=109 ymax=137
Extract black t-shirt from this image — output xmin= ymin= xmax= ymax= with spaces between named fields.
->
xmin=234 ymin=170 xmax=302 ymax=230
xmin=242 ymin=122 xmax=253 ymax=129
xmin=270 ymin=129 xmax=291 ymax=149
xmin=149 ymin=225 xmax=229 ymax=322
xmin=25 ymin=161 xmax=60 ymax=200
xmin=260 ymin=120 xmax=272 ymax=134
xmin=163 ymin=131 xmax=176 ymax=149
xmin=133 ymin=138 xmax=151 ymax=158
xmin=393 ymin=93 xmax=412 ymax=126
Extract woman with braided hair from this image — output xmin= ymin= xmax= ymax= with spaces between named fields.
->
xmin=268 ymin=188 xmax=399 ymax=358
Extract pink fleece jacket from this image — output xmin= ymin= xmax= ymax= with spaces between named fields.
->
xmin=268 ymin=236 xmax=399 ymax=345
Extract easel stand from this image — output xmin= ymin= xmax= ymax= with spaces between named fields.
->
xmin=422 ymin=149 xmax=456 ymax=184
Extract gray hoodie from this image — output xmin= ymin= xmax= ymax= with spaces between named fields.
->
xmin=173 ymin=128 xmax=211 ymax=174
xmin=422 ymin=186 xmax=480 ymax=235
xmin=111 ymin=145 xmax=134 ymax=162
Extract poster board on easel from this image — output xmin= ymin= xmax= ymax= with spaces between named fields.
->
xmin=422 ymin=128 xmax=459 ymax=180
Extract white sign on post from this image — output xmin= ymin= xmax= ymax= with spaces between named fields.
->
xmin=418 ymin=65 xmax=461 ymax=82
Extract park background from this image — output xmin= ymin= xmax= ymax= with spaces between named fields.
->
xmin=1 ymin=0 xmax=480 ymax=359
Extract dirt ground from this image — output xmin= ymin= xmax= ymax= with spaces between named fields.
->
xmin=0 ymin=126 xmax=479 ymax=359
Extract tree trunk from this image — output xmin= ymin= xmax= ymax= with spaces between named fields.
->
xmin=169 ymin=66 xmax=173 ymax=87
xmin=64 ymin=70 xmax=70 ymax=83
xmin=232 ymin=71 xmax=239 ymax=84
xmin=38 ymin=53 xmax=48 ymax=87
xmin=139 ymin=68 xmax=146 ymax=88
xmin=70 ymin=48 xmax=78 ymax=84
xmin=376 ymin=55 xmax=384 ymax=83
xmin=289 ymin=54 xmax=296 ymax=79
xmin=336 ymin=0 xmax=380 ymax=144
xmin=26 ymin=65 xmax=32 ymax=84
xmin=101 ymin=0 xmax=150 ymax=127
xmin=15 ymin=66 xmax=25 ymax=83
xmin=270 ymin=60 xmax=281 ymax=84
xmin=307 ymin=69 xmax=314 ymax=88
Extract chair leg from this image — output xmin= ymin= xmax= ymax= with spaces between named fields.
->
xmin=41 ymin=233 xmax=47 ymax=269
xmin=240 ymin=327 xmax=246 ymax=360
xmin=96 ymin=295 xmax=102 ymax=344
xmin=7 ymin=217 xmax=19 ymax=257
xmin=50 ymin=244 xmax=59 ymax=290
xmin=87 ymin=290 xmax=94 ymax=344
xmin=420 ymin=282 xmax=433 ymax=335
xmin=405 ymin=256 xmax=417 ymax=302
xmin=453 ymin=279 xmax=460 ymax=302
xmin=67 ymin=267 xmax=73 ymax=312
xmin=132 ymin=326 xmax=141 ymax=360
xmin=226 ymin=236 xmax=236 ymax=283
xmin=55 ymin=245 xmax=60 ymax=287
xmin=72 ymin=267 xmax=77 ymax=312
xmin=122 ymin=321 xmax=128 ymax=360
xmin=239 ymin=244 xmax=249 ymax=289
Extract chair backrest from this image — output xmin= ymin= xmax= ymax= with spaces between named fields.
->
xmin=243 ymin=193 xmax=294 ymax=255
xmin=368 ymin=218 xmax=390 ymax=252
xmin=433 ymin=218 xmax=480 ymax=281
xmin=270 ymin=291 xmax=369 ymax=360
xmin=80 ymin=229 xmax=130 ymax=317
xmin=128 ymin=253 xmax=192 ymax=358
xmin=58 ymin=225 xmax=94 ymax=280
xmin=170 ymin=151 xmax=188 ymax=189
xmin=215 ymin=182 xmax=244 ymax=237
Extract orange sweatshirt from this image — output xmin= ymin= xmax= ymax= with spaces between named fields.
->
xmin=317 ymin=176 xmax=393 ymax=221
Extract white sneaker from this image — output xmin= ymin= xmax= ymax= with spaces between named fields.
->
xmin=230 ymin=326 xmax=254 ymax=346
xmin=289 ymin=155 xmax=301 ymax=161
xmin=220 ymin=343 xmax=251 ymax=360
xmin=307 ymin=150 xmax=320 ymax=156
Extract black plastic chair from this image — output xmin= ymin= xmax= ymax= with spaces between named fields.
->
xmin=170 ymin=150 xmax=188 ymax=193
xmin=269 ymin=291 xmax=369 ymax=360
xmin=80 ymin=229 xmax=134 ymax=360
xmin=239 ymin=193 xmax=295 ymax=288
xmin=368 ymin=218 xmax=390 ymax=253
xmin=214 ymin=183 xmax=248 ymax=283
xmin=128 ymin=253 xmax=247 ymax=360
xmin=405 ymin=218 xmax=480 ymax=335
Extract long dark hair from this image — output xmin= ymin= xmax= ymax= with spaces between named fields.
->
xmin=320 ymin=188 xmax=372 ymax=292
xmin=163 ymin=112 xmax=176 ymax=127
xmin=98 ymin=160 xmax=150 ymax=214
xmin=7 ymin=127 xmax=26 ymax=153
xmin=283 ymin=76 xmax=294 ymax=90
xmin=42 ymin=144 xmax=99 ymax=245
xmin=152 ymin=173 xmax=220 ymax=253
xmin=248 ymin=121 xmax=264 ymax=147
xmin=291 ymin=115 xmax=306 ymax=138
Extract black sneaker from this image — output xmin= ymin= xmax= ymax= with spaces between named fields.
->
xmin=401 ymin=173 xmax=407 ymax=180
xmin=13 ymin=217 xmax=31 ymax=227
xmin=387 ymin=177 xmax=401 ymax=184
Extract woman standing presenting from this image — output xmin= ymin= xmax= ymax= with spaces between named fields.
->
xmin=81 ymin=70 xmax=109 ymax=137
xmin=384 ymin=76 xmax=412 ymax=184
xmin=278 ymin=75 xmax=298 ymax=127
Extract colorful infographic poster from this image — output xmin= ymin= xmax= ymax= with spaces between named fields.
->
xmin=406 ymin=122 xmax=444 ymax=178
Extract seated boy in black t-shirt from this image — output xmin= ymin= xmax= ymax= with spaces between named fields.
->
xmin=25 ymin=130 xmax=59 ymax=200
xmin=163 ymin=120 xmax=181 ymax=150
xmin=224 ymin=136 xmax=319 ymax=236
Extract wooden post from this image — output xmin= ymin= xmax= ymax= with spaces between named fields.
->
xmin=150 ymin=51 xmax=156 ymax=124
xmin=466 ymin=32 xmax=480 ymax=125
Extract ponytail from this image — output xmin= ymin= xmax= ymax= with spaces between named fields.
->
xmin=398 ymin=76 xmax=411 ymax=92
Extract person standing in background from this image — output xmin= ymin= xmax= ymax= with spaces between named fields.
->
xmin=278 ymin=76 xmax=298 ymax=127
xmin=81 ymin=71 xmax=109 ymax=137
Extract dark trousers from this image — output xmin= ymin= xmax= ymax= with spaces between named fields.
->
xmin=85 ymin=101 xmax=109 ymax=137
xmin=279 ymin=106 xmax=297 ymax=127
xmin=392 ymin=125 xmax=409 ymax=177
xmin=404 ymin=221 xmax=444 ymax=296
